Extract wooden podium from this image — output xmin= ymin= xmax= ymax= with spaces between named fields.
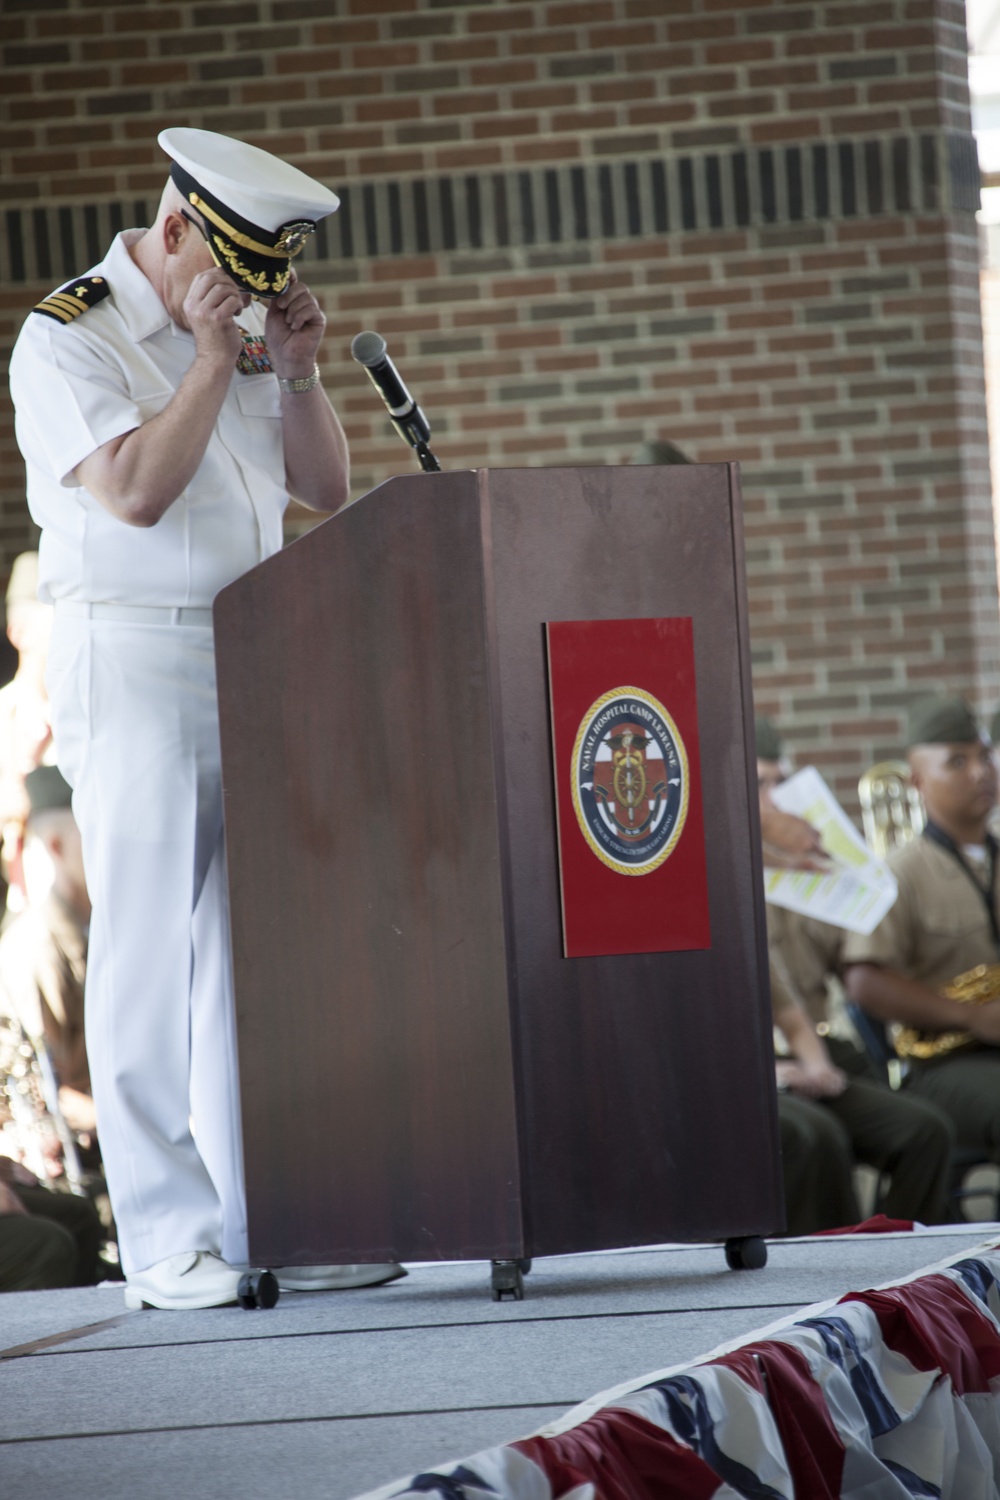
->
xmin=214 ymin=464 xmax=784 ymax=1281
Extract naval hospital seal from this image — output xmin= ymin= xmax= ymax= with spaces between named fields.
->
xmin=571 ymin=686 xmax=689 ymax=875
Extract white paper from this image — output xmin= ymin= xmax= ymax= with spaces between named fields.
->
xmin=762 ymin=765 xmax=898 ymax=935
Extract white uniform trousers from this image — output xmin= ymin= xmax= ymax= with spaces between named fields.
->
xmin=46 ymin=612 xmax=249 ymax=1275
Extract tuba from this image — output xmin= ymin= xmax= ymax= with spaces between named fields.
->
xmin=894 ymin=961 xmax=1000 ymax=1060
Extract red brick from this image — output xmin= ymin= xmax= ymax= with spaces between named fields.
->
xmin=511 ymin=137 xmax=583 ymax=162
xmin=345 ymin=0 xmax=417 ymax=12
xmin=317 ymin=72 xmax=383 ymax=98
xmin=669 ymin=68 xmax=738 ymax=95
xmin=372 ymin=257 xmax=439 ymax=283
xmin=552 ymin=107 xmax=620 ymax=133
xmin=704 ymin=39 xmax=777 ymax=64
xmin=591 ymin=79 xmax=657 ymax=102
xmin=275 ymin=48 xmax=346 ymax=74
xmin=430 ymin=38 xmax=500 ymax=62
xmin=355 ymin=97 xmax=421 ymax=122
xmin=627 ymin=102 xmax=698 ymax=125
xmin=434 ymin=144 xmax=504 ymax=170
xmin=468 ymin=60 xmax=538 ymax=85
xmin=548 ymin=1 xmax=617 ymax=23
xmin=468 ymin=4 xmax=536 ymax=30
xmin=243 ymin=81 xmax=308 ymax=104
xmin=313 ymin=20 xmax=380 ymax=44
xmin=434 ymin=90 xmax=502 ymax=117
xmin=510 ymin=28 xmax=579 ymax=55
xmin=588 ymin=22 xmax=659 ymax=46
xmin=41 ymin=67 xmax=113 ymax=91
xmin=81 ymin=39 xmax=149 ymax=60
xmin=350 ymin=43 xmax=420 ymax=68
xmin=112 ymin=7 xmax=184 ymax=30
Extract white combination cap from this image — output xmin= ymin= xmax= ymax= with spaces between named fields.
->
xmin=158 ymin=126 xmax=339 ymax=298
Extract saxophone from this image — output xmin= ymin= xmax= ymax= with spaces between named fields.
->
xmin=894 ymin=962 xmax=1000 ymax=1060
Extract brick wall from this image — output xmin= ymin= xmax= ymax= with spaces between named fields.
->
xmin=1 ymin=0 xmax=997 ymax=811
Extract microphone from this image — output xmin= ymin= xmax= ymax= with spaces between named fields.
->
xmin=350 ymin=331 xmax=440 ymax=471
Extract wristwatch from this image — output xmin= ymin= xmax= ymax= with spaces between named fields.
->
xmin=277 ymin=365 xmax=320 ymax=394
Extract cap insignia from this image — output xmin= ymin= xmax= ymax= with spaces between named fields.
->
xmin=274 ymin=221 xmax=315 ymax=257
xmin=31 ymin=275 xmax=110 ymax=325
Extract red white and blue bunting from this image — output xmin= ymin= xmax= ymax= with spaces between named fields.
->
xmin=366 ymin=1241 xmax=1000 ymax=1500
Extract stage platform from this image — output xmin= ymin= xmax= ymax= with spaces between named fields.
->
xmin=1 ymin=1225 xmax=997 ymax=1499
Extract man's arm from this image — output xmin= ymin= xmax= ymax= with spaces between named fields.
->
xmin=772 ymin=975 xmax=847 ymax=1098
xmin=73 ymin=268 xmax=246 ymax=527
xmin=266 ymin=274 xmax=349 ymax=513
xmin=844 ymin=962 xmax=1000 ymax=1045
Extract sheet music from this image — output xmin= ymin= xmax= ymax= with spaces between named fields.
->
xmin=762 ymin=765 xmax=898 ymax=935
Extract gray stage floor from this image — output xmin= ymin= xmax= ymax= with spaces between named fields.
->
xmin=2 ymin=1226 xmax=997 ymax=1500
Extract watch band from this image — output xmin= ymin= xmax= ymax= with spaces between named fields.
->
xmin=277 ymin=365 xmax=320 ymax=394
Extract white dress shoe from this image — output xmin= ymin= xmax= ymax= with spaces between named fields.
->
xmin=273 ymin=1262 xmax=407 ymax=1291
xmin=124 ymin=1251 xmax=245 ymax=1310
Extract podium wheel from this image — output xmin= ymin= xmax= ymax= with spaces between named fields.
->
xmin=490 ymin=1259 xmax=525 ymax=1301
xmin=724 ymin=1236 xmax=767 ymax=1271
xmin=237 ymin=1270 xmax=280 ymax=1309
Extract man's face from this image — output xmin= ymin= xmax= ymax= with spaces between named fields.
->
xmin=909 ymin=739 xmax=999 ymax=829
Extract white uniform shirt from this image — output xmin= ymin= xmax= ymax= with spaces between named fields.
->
xmin=9 ymin=229 xmax=288 ymax=608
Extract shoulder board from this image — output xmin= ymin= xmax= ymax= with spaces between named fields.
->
xmin=31 ymin=275 xmax=110 ymax=325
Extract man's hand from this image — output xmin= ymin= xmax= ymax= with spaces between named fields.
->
xmin=183 ymin=267 xmax=246 ymax=366
xmin=265 ymin=271 xmax=326 ymax=378
xmin=760 ymin=805 xmax=831 ymax=871
xmin=38 ymin=1131 xmax=64 ymax=1178
xmin=776 ymin=1058 xmax=848 ymax=1098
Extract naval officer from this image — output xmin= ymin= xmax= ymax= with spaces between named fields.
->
xmin=8 ymin=128 xmax=403 ymax=1308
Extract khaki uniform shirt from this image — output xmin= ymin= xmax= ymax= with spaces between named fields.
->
xmin=766 ymin=905 xmax=843 ymax=1026
xmin=841 ymin=834 xmax=998 ymax=988
xmin=0 ymin=674 xmax=57 ymax=911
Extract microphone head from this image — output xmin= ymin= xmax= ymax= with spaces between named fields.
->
xmin=351 ymin=330 xmax=387 ymax=367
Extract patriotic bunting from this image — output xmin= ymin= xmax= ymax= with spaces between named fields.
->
xmin=364 ymin=1241 xmax=1000 ymax=1500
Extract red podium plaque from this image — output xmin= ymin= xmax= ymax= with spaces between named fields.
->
xmin=547 ymin=616 xmax=710 ymax=958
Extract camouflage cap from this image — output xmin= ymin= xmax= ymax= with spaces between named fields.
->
xmin=25 ymin=764 xmax=73 ymax=816
xmin=630 ymin=439 xmax=691 ymax=466
xmin=755 ymin=716 xmax=784 ymax=762
xmin=904 ymin=694 xmax=983 ymax=748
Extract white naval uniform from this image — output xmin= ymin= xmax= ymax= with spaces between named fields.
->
xmin=9 ymin=230 xmax=288 ymax=1273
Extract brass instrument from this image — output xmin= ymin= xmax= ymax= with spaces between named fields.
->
xmin=894 ymin=961 xmax=1000 ymax=1060
xmin=858 ymin=760 xmax=925 ymax=861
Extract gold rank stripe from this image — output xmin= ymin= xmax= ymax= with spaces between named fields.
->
xmin=33 ymin=298 xmax=87 ymax=322
xmin=32 ymin=276 xmax=109 ymax=324
xmin=41 ymin=293 xmax=92 ymax=317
